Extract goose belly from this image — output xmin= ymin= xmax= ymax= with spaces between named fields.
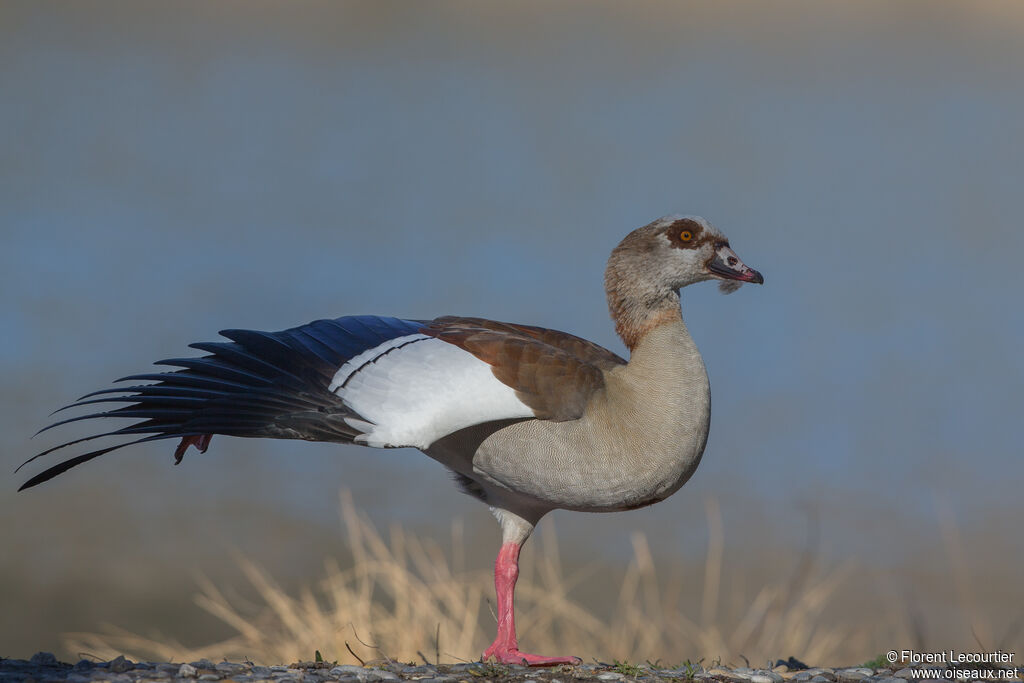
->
xmin=468 ymin=408 xmax=710 ymax=512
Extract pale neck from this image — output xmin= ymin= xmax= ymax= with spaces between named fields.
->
xmin=624 ymin=316 xmax=703 ymax=380
xmin=608 ymin=288 xmax=684 ymax=352
xmin=609 ymin=316 xmax=711 ymax=489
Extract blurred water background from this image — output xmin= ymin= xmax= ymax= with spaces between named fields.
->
xmin=2 ymin=0 xmax=1023 ymax=663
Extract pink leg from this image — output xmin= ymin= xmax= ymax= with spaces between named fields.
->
xmin=481 ymin=542 xmax=581 ymax=667
xmin=173 ymin=434 xmax=213 ymax=464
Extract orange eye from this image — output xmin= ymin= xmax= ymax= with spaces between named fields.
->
xmin=680 ymin=230 xmax=693 ymax=241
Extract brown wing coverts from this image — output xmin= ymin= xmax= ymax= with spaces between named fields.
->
xmin=426 ymin=316 xmax=626 ymax=369
xmin=421 ymin=316 xmax=625 ymax=422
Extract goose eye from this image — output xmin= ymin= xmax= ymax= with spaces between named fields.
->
xmin=680 ymin=230 xmax=693 ymax=241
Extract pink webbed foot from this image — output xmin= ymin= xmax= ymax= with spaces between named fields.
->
xmin=173 ymin=434 xmax=213 ymax=464
xmin=482 ymin=541 xmax=581 ymax=667
xmin=482 ymin=643 xmax=581 ymax=666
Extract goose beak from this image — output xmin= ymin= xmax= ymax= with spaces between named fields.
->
xmin=707 ymin=245 xmax=763 ymax=284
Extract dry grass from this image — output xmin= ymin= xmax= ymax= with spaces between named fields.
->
xmin=65 ymin=493 xmax=894 ymax=666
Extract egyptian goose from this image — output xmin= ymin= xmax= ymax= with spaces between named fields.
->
xmin=19 ymin=215 xmax=762 ymax=666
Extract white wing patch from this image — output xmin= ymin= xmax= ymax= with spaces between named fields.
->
xmin=328 ymin=335 xmax=534 ymax=449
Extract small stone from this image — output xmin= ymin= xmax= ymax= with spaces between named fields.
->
xmin=109 ymin=656 xmax=133 ymax=674
xmin=327 ymin=666 xmax=382 ymax=683
xmin=331 ymin=666 xmax=368 ymax=676
xmin=876 ymin=678 xmax=904 ymax=683
xmin=810 ymin=678 xmax=830 ymax=683
xmin=180 ymin=663 xmax=199 ymax=678
xmin=836 ymin=670 xmax=868 ymax=682
xmin=598 ymin=674 xmax=625 ymax=681
xmin=30 ymin=653 xmax=59 ymax=666
xmin=67 ymin=675 xmax=92 ymax=683
xmin=99 ymin=675 xmax=133 ymax=683
xmin=892 ymin=671 xmax=916 ymax=680
xmin=190 ymin=659 xmax=217 ymax=670
xmin=751 ymin=675 xmax=777 ymax=683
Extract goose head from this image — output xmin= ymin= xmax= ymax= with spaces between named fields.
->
xmin=604 ymin=215 xmax=763 ymax=349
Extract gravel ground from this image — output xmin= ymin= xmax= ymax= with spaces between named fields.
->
xmin=2 ymin=653 xmax=1021 ymax=683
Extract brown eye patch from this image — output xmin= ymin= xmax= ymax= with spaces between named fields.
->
xmin=665 ymin=218 xmax=704 ymax=249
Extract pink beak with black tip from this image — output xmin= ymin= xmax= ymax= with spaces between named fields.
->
xmin=707 ymin=243 xmax=764 ymax=284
